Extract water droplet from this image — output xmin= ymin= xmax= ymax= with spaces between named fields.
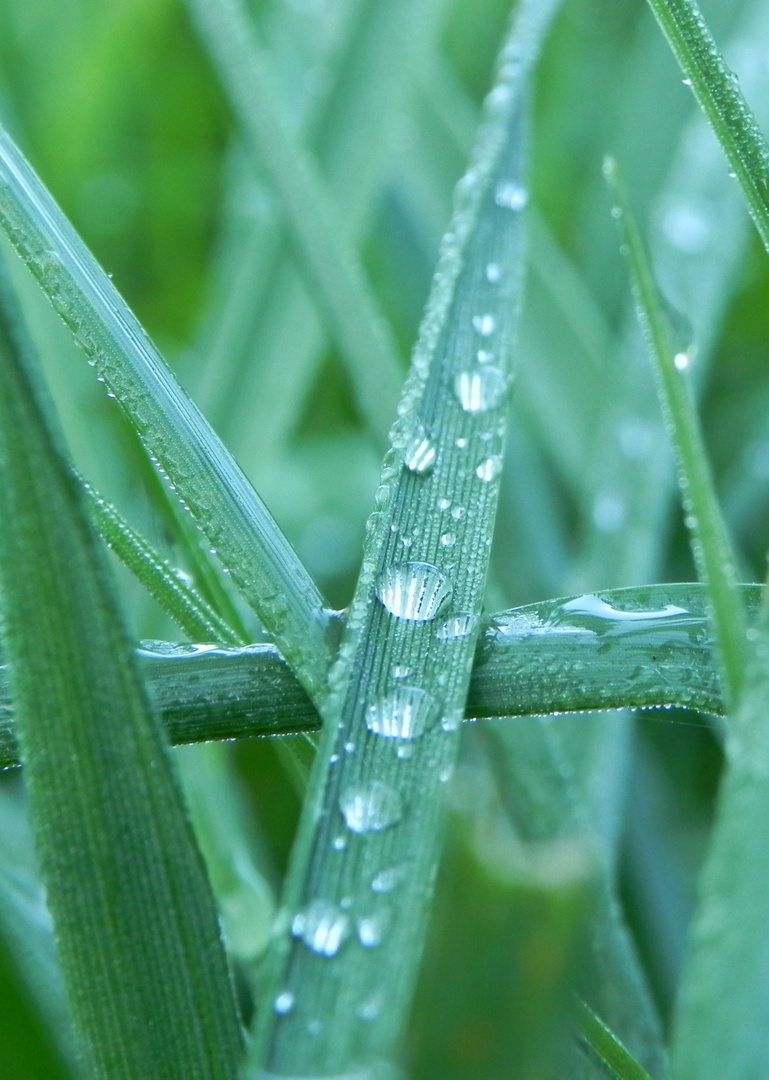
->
xmin=495 ymin=180 xmax=528 ymax=210
xmin=450 ymin=505 xmax=466 ymax=521
xmin=437 ymin=497 xmax=451 ymax=512
xmin=674 ymin=351 xmax=690 ymax=371
xmin=357 ymin=991 xmax=384 ymax=1021
xmin=404 ymin=419 xmax=436 ymax=475
xmin=332 ymin=835 xmax=347 ymax=851
xmin=371 ymin=865 xmax=406 ymax=894
xmin=472 ymin=313 xmax=496 ymax=336
xmin=454 ymin=368 xmax=507 ymax=413
xmin=485 ymin=262 xmax=501 ymax=283
xmin=592 ymin=493 xmax=625 ymax=533
xmin=376 ymin=562 xmax=452 ymax=621
xmin=367 ymin=685 xmax=440 ymax=740
xmin=392 ymin=663 xmax=411 ymax=679
xmin=476 ymin=455 xmax=503 ymax=482
xmin=682 ymin=77 xmax=692 ymax=87
xmin=440 ymin=532 xmax=456 ymax=548
xmin=455 ymin=437 xmax=468 ymax=449
xmin=663 ymin=204 xmax=711 ymax=254
xmin=274 ymin=991 xmax=295 ymax=1014
xmin=477 ymin=349 xmax=493 ymax=364
xmin=292 ymin=899 xmax=350 ymax=956
xmin=436 ymin=612 xmax=478 ymax=641
xmin=357 ymin=911 xmax=389 ymax=948
xmin=339 ymin=781 xmax=403 ymax=833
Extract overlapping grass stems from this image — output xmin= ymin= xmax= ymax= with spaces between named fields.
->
xmin=2 ymin=0 xmax=769 ymax=1078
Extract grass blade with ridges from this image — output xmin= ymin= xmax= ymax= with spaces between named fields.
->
xmin=0 ymin=125 xmax=331 ymax=700
xmin=575 ymin=998 xmax=655 ymax=1080
xmin=605 ymin=156 xmax=747 ymax=709
xmin=0 ymin=261 xmax=242 ymax=1077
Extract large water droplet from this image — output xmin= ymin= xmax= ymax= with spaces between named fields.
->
xmin=367 ymin=685 xmax=440 ymax=740
xmin=454 ymin=368 xmax=507 ymax=413
xmin=339 ymin=781 xmax=403 ymax=833
xmin=404 ymin=419 xmax=436 ymax=475
xmin=292 ymin=899 xmax=350 ymax=956
xmin=376 ymin=562 xmax=452 ymax=621
xmin=472 ymin=313 xmax=496 ymax=336
xmin=476 ymin=455 xmax=503 ymax=482
xmin=495 ymin=180 xmax=528 ymax=210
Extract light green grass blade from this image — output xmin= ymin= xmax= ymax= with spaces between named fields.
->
xmin=644 ymin=0 xmax=769 ymax=255
xmin=0 ymin=262 xmax=243 ymax=1078
xmin=668 ymin=586 xmax=769 ymax=1080
xmin=0 ymin=124 xmax=331 ymax=699
xmin=605 ymin=157 xmax=747 ymax=709
xmin=0 ymin=582 xmax=758 ymax=768
xmin=83 ymin=479 xmax=243 ymax=645
xmin=185 ymin=0 xmax=405 ymax=448
xmin=249 ymin=5 xmax=566 ymax=1074
xmin=575 ymin=998 xmax=654 ymax=1080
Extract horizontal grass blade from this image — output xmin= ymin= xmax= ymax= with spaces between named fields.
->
xmin=0 ymin=261 xmax=243 ymax=1078
xmin=605 ymin=157 xmax=747 ymax=709
xmin=0 ymin=124 xmax=331 ymax=700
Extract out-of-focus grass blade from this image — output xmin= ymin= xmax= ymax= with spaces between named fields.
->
xmin=644 ymin=0 xmax=769 ymax=255
xmin=0 ymin=124 xmax=331 ymax=700
xmin=575 ymin=998 xmax=654 ymax=1080
xmin=0 ymin=582 xmax=755 ymax=768
xmin=185 ymin=0 xmax=405 ymax=448
xmin=605 ymin=157 xmax=747 ymax=709
xmin=84 ymin=479 xmax=243 ymax=645
xmin=0 ymin=264 xmax=242 ymax=1077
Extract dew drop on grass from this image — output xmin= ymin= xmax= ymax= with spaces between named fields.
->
xmin=440 ymin=532 xmax=456 ymax=548
xmin=339 ymin=780 xmax=403 ymax=833
xmin=674 ymin=350 xmax=691 ymax=371
xmin=472 ymin=313 xmax=496 ymax=336
xmin=476 ymin=455 xmax=503 ymax=482
xmin=357 ymin=911 xmax=389 ymax=948
xmin=292 ymin=899 xmax=350 ymax=957
xmin=495 ymin=180 xmax=528 ymax=210
xmin=436 ymin=612 xmax=478 ymax=641
xmin=371 ymin=865 xmax=406 ymax=893
xmin=485 ymin=262 xmax=501 ymax=282
xmin=367 ymin=685 xmax=440 ymax=740
xmin=376 ymin=562 xmax=452 ymax=621
xmin=274 ymin=991 xmax=295 ymax=1015
xmin=404 ymin=419 xmax=436 ymax=475
xmin=454 ymin=367 xmax=507 ymax=413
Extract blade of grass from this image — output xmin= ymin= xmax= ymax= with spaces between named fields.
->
xmin=0 ymin=582 xmax=760 ymax=768
xmin=575 ymin=997 xmax=655 ymax=1080
xmin=644 ymin=0 xmax=769 ymax=256
xmin=0 ymin=256 xmax=243 ymax=1074
xmin=250 ymin=5 xmax=565 ymax=1075
xmin=185 ymin=0 xmax=405 ymax=448
xmin=0 ymin=124 xmax=332 ymax=699
xmin=605 ymin=156 xmax=747 ymax=709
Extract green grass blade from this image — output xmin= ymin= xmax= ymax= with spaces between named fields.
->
xmin=0 ymin=124 xmax=332 ymax=700
xmin=0 ymin=582 xmax=760 ymax=768
xmin=605 ymin=157 xmax=747 ymax=709
xmin=185 ymin=0 xmax=405 ymax=448
xmin=575 ymin=998 xmax=655 ymax=1080
xmin=0 ymin=262 xmax=242 ymax=1078
xmin=668 ymin=588 xmax=769 ymax=1080
xmin=644 ymin=0 xmax=769 ymax=255
xmin=250 ymin=5 xmax=562 ymax=1074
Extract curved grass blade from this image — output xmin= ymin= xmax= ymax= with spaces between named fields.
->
xmin=575 ymin=998 xmax=655 ymax=1080
xmin=0 ymin=124 xmax=332 ymax=700
xmin=605 ymin=157 xmax=747 ymax=709
xmin=185 ymin=0 xmax=405 ymax=448
xmin=83 ymin=479 xmax=244 ymax=646
xmin=644 ymin=0 xmax=769 ymax=255
xmin=0 ymin=262 xmax=242 ymax=1078
xmin=249 ymin=5 xmax=563 ymax=1075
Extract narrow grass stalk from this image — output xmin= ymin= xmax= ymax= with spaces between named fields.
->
xmin=0 ymin=261 xmax=242 ymax=1077
xmin=185 ymin=0 xmax=405 ymax=448
xmin=644 ymin=0 xmax=769 ymax=255
xmin=604 ymin=157 xmax=747 ymax=709
xmin=83 ymin=480 xmax=243 ymax=645
xmin=575 ymin=998 xmax=655 ymax=1080
xmin=0 ymin=125 xmax=331 ymax=700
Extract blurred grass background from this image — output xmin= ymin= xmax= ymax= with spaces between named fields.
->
xmin=1 ymin=0 xmax=769 ymax=1076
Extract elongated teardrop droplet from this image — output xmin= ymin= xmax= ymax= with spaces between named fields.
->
xmin=404 ymin=419 xmax=436 ymax=475
xmin=454 ymin=368 xmax=507 ymax=414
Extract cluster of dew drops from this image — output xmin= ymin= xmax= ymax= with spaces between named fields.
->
xmin=273 ymin=173 xmax=528 ymax=1030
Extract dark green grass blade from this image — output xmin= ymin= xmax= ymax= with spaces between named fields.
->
xmin=0 ymin=582 xmax=753 ymax=768
xmin=644 ymin=0 xmax=769 ymax=255
xmin=0 ymin=263 xmax=242 ymax=1078
xmin=0 ymin=124 xmax=331 ymax=700
xmin=604 ymin=157 xmax=747 ymax=709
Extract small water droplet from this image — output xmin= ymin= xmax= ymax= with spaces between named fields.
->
xmin=367 ymin=685 xmax=440 ymax=740
xmin=274 ymin=991 xmax=295 ymax=1015
xmin=437 ymin=497 xmax=451 ymax=511
xmin=339 ymin=781 xmax=403 ymax=833
xmin=477 ymin=349 xmax=493 ymax=364
xmin=440 ymin=532 xmax=456 ymax=548
xmin=682 ymin=77 xmax=692 ymax=86
xmin=472 ymin=313 xmax=496 ymax=336
xmin=332 ymin=835 xmax=347 ymax=851
xmin=371 ymin=865 xmax=406 ymax=893
xmin=495 ymin=180 xmax=528 ymax=210
xmin=292 ymin=899 xmax=350 ymax=956
xmin=674 ymin=351 xmax=690 ymax=371
xmin=455 ymin=436 xmax=468 ymax=449
xmin=436 ymin=612 xmax=478 ymax=641
xmin=404 ymin=419 xmax=436 ymax=475
xmin=392 ymin=663 xmax=411 ymax=679
xmin=476 ymin=455 xmax=503 ymax=482
xmin=450 ymin=505 xmax=466 ymax=521
xmin=357 ymin=912 xmax=389 ymax=948
xmin=454 ymin=367 xmax=507 ymax=413
xmin=376 ymin=562 xmax=452 ymax=621
xmin=357 ymin=991 xmax=383 ymax=1021
xmin=485 ymin=262 xmax=501 ymax=283
xmin=662 ymin=204 xmax=711 ymax=254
